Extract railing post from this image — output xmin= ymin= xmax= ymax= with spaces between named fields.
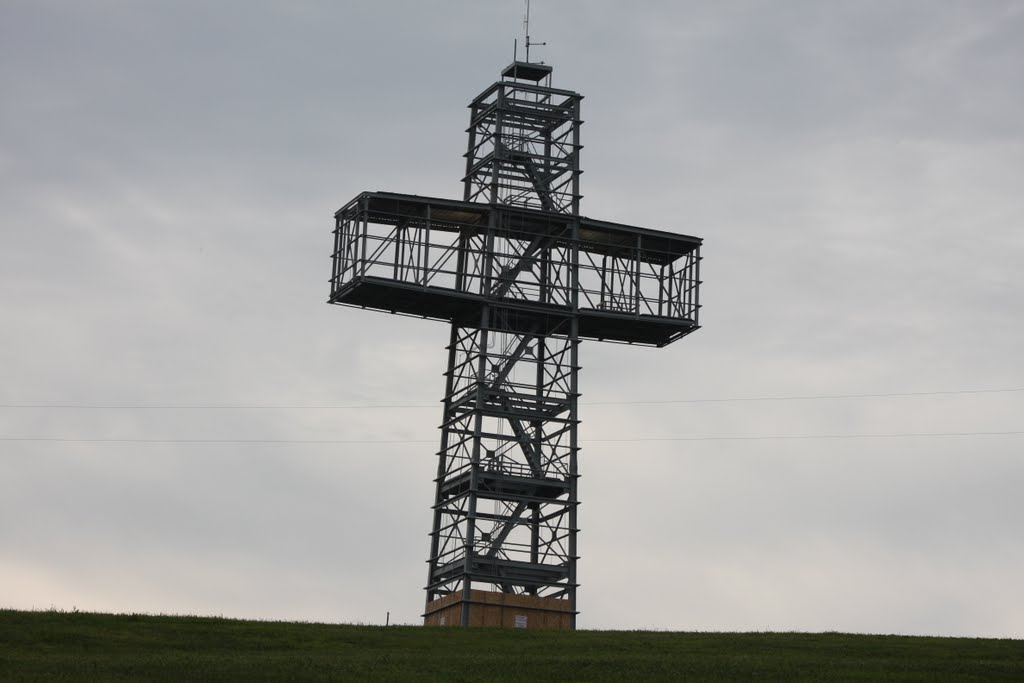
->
xmin=634 ymin=234 xmax=642 ymax=317
xmin=424 ymin=204 xmax=432 ymax=287
xmin=359 ymin=196 xmax=369 ymax=278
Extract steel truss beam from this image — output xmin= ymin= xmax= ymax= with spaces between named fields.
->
xmin=426 ymin=312 xmax=580 ymax=612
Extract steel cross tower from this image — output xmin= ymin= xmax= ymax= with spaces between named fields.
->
xmin=329 ymin=62 xmax=702 ymax=629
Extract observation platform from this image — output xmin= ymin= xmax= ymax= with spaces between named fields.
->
xmin=330 ymin=191 xmax=702 ymax=347
xmin=439 ymin=470 xmax=570 ymax=502
xmin=431 ymin=556 xmax=571 ymax=591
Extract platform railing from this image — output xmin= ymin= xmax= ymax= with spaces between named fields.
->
xmin=332 ymin=201 xmax=700 ymax=324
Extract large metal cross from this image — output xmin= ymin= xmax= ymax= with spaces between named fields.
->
xmin=330 ymin=61 xmax=702 ymax=629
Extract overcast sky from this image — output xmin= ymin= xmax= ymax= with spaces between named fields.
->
xmin=2 ymin=1 xmax=1022 ymax=638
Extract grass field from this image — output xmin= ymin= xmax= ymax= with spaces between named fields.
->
xmin=1 ymin=609 xmax=1021 ymax=681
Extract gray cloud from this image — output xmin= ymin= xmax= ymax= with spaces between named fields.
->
xmin=1 ymin=1 xmax=1022 ymax=636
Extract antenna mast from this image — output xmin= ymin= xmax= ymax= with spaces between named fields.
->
xmin=524 ymin=0 xmax=546 ymax=63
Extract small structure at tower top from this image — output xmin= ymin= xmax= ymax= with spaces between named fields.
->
xmin=502 ymin=61 xmax=553 ymax=82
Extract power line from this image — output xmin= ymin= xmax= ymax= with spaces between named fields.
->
xmin=0 ymin=437 xmax=435 ymax=444
xmin=0 ymin=440 xmax=434 ymax=446
xmin=592 ymin=431 xmax=1024 ymax=442
xmin=588 ymin=387 xmax=1024 ymax=406
xmin=0 ymin=403 xmax=438 ymax=410
xmin=1 ymin=387 xmax=1021 ymax=410
xmin=3 ymin=431 xmax=1023 ymax=445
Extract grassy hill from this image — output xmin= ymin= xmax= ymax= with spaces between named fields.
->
xmin=1 ymin=609 xmax=1021 ymax=681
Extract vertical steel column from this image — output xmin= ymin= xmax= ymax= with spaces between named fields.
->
xmin=425 ymin=322 xmax=460 ymax=604
xmin=567 ymin=215 xmax=581 ymax=628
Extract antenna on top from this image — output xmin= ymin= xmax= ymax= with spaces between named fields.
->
xmin=524 ymin=0 xmax=546 ymax=63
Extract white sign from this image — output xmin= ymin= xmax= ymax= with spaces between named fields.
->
xmin=514 ymin=614 xmax=528 ymax=629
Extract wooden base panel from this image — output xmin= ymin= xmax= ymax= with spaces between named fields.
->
xmin=424 ymin=590 xmax=574 ymax=629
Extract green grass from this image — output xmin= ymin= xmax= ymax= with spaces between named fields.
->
xmin=1 ymin=609 xmax=1021 ymax=681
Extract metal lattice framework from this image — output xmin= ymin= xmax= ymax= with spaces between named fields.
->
xmin=329 ymin=61 xmax=702 ymax=629
xmin=464 ymin=64 xmax=581 ymax=213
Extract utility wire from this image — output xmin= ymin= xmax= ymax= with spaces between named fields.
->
xmin=3 ymin=431 xmax=1023 ymax=445
xmin=1 ymin=387 xmax=1021 ymax=410
xmin=588 ymin=387 xmax=1024 ymax=406
xmin=0 ymin=437 xmax=436 ymax=444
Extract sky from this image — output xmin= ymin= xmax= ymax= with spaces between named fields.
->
xmin=2 ymin=0 xmax=1023 ymax=637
